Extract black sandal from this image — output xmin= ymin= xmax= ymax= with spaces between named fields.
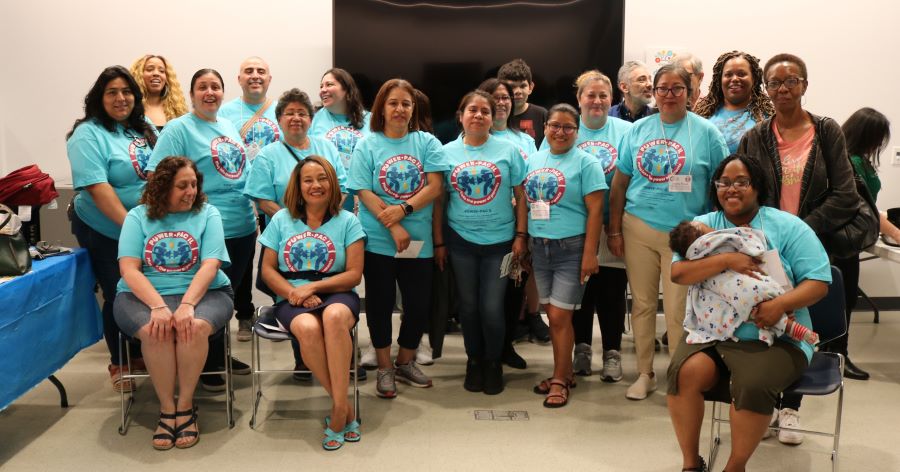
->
xmin=152 ymin=412 xmax=177 ymax=451
xmin=682 ymin=456 xmax=708 ymax=471
xmin=174 ymin=406 xmax=200 ymax=449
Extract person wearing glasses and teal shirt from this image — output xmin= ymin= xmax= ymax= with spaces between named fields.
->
xmin=608 ymin=62 xmax=728 ymax=402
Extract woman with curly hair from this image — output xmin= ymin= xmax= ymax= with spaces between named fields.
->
xmin=114 ymin=156 xmax=234 ymax=450
xmin=694 ymin=51 xmax=774 ymax=153
xmin=130 ymin=54 xmax=189 ymax=129
xmin=67 ymin=65 xmax=159 ymax=392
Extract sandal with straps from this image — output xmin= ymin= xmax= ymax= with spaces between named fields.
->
xmin=322 ymin=426 xmax=345 ymax=451
xmin=174 ymin=406 xmax=200 ymax=449
xmin=682 ymin=456 xmax=708 ymax=471
xmin=542 ymin=379 xmax=570 ymax=408
xmin=533 ymin=376 xmax=576 ymax=395
xmin=325 ymin=415 xmax=362 ymax=442
xmin=152 ymin=411 xmax=177 ymax=451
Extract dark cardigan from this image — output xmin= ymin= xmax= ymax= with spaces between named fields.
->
xmin=737 ymin=112 xmax=860 ymax=235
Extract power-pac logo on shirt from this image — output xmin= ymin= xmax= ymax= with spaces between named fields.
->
xmin=326 ymin=126 xmax=364 ymax=169
xmin=129 ymin=137 xmax=152 ymax=180
xmin=450 ymin=160 xmax=502 ymax=206
xmin=378 ymin=154 xmax=424 ymax=200
xmin=244 ymin=118 xmax=281 ymax=148
xmin=579 ymin=140 xmax=617 ymax=175
xmin=636 ymin=139 xmax=685 ymax=183
xmin=283 ymin=231 xmax=336 ymax=273
xmin=210 ymin=136 xmax=246 ymax=179
xmin=524 ymin=168 xmax=566 ymax=205
xmin=144 ymin=231 xmax=200 ymax=273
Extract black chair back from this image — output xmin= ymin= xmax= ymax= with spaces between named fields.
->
xmin=808 ymin=265 xmax=848 ymax=345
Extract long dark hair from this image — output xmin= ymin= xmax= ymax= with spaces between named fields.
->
xmin=322 ymin=68 xmax=366 ymax=129
xmin=478 ymin=78 xmax=520 ymax=134
xmin=67 ymin=66 xmax=157 ymax=147
xmin=842 ymin=107 xmax=891 ymax=169
xmin=708 ymin=153 xmax=770 ymax=211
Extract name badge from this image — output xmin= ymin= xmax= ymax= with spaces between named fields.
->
xmin=530 ymin=201 xmax=550 ymax=220
xmin=668 ymin=174 xmax=692 ymax=192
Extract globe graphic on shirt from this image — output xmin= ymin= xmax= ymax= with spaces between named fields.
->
xmin=523 ymin=168 xmax=566 ymax=205
xmin=326 ymin=126 xmax=364 ymax=170
xmin=144 ymin=231 xmax=199 ymax=273
xmin=211 ymin=136 xmax=246 ymax=179
xmin=283 ymin=231 xmax=337 ymax=273
xmin=578 ymin=140 xmax=617 ymax=174
xmin=379 ymin=155 xmax=424 ymax=199
xmin=129 ymin=138 xmax=152 ymax=179
xmin=451 ymin=160 xmax=501 ymax=205
xmin=245 ymin=118 xmax=280 ymax=148
xmin=640 ymin=146 xmax=676 ymax=176
xmin=636 ymin=138 xmax=685 ymax=183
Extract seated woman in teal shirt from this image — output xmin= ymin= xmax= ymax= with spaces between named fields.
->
xmin=666 ymin=153 xmax=831 ymax=472
xmin=114 ymin=157 xmax=234 ymax=451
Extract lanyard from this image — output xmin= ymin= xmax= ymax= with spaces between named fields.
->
xmin=657 ymin=114 xmax=695 ymax=178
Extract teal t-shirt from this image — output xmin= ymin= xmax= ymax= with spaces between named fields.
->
xmin=541 ymin=117 xmax=633 ymax=224
xmin=673 ymin=207 xmax=832 ymax=362
xmin=709 ymin=107 xmax=759 ymax=154
xmin=116 ymin=203 xmax=232 ymax=296
xmin=347 ymin=131 xmax=449 ymax=257
xmin=67 ymin=120 xmax=157 ymax=240
xmin=309 ymin=108 xmax=372 ymax=171
xmin=492 ymin=128 xmax=537 ymax=160
xmin=524 ymin=146 xmax=607 ymax=239
xmin=243 ymin=136 xmax=348 ymax=215
xmin=258 ymin=209 xmax=366 ymax=302
xmin=146 ymin=113 xmax=256 ymax=239
xmin=218 ymin=98 xmax=281 ymax=154
xmin=617 ymin=112 xmax=729 ymax=232
xmin=443 ymin=135 xmax=526 ymax=245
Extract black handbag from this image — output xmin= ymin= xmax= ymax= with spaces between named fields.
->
xmin=819 ymin=174 xmax=880 ymax=259
xmin=0 ymin=204 xmax=32 ymax=276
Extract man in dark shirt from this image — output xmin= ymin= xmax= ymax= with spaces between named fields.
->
xmin=498 ymin=58 xmax=548 ymax=144
xmin=610 ymin=60 xmax=655 ymax=122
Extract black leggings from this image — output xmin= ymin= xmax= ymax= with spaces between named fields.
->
xmin=572 ymin=267 xmax=627 ymax=350
xmin=363 ymin=252 xmax=433 ymax=350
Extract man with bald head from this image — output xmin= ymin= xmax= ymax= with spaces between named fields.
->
xmin=219 ymin=56 xmax=280 ymax=161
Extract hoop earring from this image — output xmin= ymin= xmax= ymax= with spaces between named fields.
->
xmin=161 ymin=84 xmax=169 ymax=98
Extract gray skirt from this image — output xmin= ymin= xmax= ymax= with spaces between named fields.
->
xmin=113 ymin=287 xmax=234 ymax=338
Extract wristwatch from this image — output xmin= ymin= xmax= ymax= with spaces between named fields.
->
xmin=400 ymin=201 xmax=414 ymax=216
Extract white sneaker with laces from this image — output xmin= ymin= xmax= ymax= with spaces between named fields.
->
xmin=777 ymin=408 xmax=804 ymax=445
xmin=601 ymin=350 xmax=623 ymax=382
xmin=762 ymin=408 xmax=778 ymax=439
xmin=573 ymin=343 xmax=592 ymax=376
xmin=625 ymin=373 xmax=657 ymax=400
xmin=416 ymin=339 xmax=434 ymax=366
xmin=360 ymin=346 xmax=377 ymax=369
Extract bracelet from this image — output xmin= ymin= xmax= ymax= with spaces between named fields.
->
xmin=150 ymin=305 xmax=167 ymax=311
xmin=514 ymin=233 xmax=528 ymax=239
xmin=608 ymin=232 xmax=623 ymax=238
xmin=180 ymin=302 xmax=196 ymax=307
xmin=433 ymin=243 xmax=445 ymax=248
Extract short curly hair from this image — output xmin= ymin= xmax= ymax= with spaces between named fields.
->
xmin=141 ymin=156 xmax=207 ymax=219
xmin=669 ymin=220 xmax=706 ymax=258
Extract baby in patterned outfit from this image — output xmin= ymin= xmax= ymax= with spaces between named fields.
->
xmin=670 ymin=221 xmax=818 ymax=346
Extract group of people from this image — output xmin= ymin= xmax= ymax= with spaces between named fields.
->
xmin=65 ymin=50 xmax=898 ymax=468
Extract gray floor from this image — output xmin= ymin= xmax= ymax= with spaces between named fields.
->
xmin=2 ymin=311 xmax=899 ymax=472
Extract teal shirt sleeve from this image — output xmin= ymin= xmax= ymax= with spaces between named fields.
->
xmin=616 ymin=128 xmax=636 ymax=176
xmin=117 ymin=209 xmax=145 ymax=260
xmin=146 ymin=123 xmax=185 ymax=173
xmin=243 ymin=148 xmax=277 ymax=202
xmin=257 ymin=210 xmax=283 ymax=252
xmin=200 ymin=206 xmax=231 ymax=267
xmin=780 ymin=215 xmax=832 ymax=285
xmin=344 ymin=212 xmax=367 ymax=246
xmin=538 ymin=137 xmax=548 ymax=151
xmin=68 ymin=124 xmax=109 ymax=189
xmin=347 ymin=139 xmax=374 ymax=192
xmin=581 ymin=153 xmax=609 ymax=196
xmin=422 ymin=132 xmax=449 ymax=172
xmin=510 ymin=144 xmax=527 ymax=186
xmin=320 ymin=139 xmax=349 ymax=193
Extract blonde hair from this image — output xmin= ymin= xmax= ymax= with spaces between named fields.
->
xmin=574 ymin=70 xmax=613 ymax=99
xmin=130 ymin=54 xmax=189 ymax=121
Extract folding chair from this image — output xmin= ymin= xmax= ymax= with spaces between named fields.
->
xmin=249 ymin=305 xmax=360 ymax=429
xmin=708 ymin=265 xmax=847 ymax=472
xmin=117 ymin=325 xmax=235 ymax=435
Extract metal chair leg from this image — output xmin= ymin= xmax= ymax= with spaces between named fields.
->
xmin=857 ymin=287 xmax=879 ymax=324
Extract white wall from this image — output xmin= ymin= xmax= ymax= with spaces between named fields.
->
xmin=1 ymin=0 xmax=897 ymax=295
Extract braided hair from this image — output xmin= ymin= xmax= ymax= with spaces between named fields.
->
xmin=694 ymin=51 xmax=774 ymax=122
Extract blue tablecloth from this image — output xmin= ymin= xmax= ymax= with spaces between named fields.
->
xmin=0 ymin=248 xmax=102 ymax=410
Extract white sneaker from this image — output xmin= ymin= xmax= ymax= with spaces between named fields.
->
xmin=573 ymin=343 xmax=592 ymax=376
xmin=601 ymin=350 xmax=623 ymax=382
xmin=777 ymin=408 xmax=804 ymax=445
xmin=416 ymin=339 xmax=434 ymax=366
xmin=762 ymin=408 xmax=778 ymax=439
xmin=625 ymin=373 xmax=657 ymax=400
xmin=360 ymin=346 xmax=377 ymax=369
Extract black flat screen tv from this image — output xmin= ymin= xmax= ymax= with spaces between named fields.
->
xmin=334 ymin=0 xmax=625 ymax=143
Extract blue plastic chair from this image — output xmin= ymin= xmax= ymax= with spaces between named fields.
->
xmin=708 ymin=265 xmax=847 ymax=472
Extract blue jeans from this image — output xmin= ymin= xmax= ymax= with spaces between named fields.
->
xmin=447 ymin=228 xmax=511 ymax=361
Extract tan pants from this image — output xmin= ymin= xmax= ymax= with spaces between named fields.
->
xmin=623 ymin=212 xmax=688 ymax=375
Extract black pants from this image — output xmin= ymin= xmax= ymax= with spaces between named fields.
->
xmin=827 ymin=255 xmax=860 ymax=355
xmin=363 ymin=252 xmax=433 ymax=350
xmin=206 ymin=231 xmax=257 ymax=370
xmin=572 ymin=267 xmax=627 ymax=350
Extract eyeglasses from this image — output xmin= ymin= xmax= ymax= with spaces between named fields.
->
xmin=547 ymin=123 xmax=578 ymax=135
xmin=492 ymin=94 xmax=511 ymax=102
xmin=653 ymin=86 xmax=687 ymax=97
xmin=765 ymin=77 xmax=805 ymax=90
xmin=714 ymin=177 xmax=752 ymax=190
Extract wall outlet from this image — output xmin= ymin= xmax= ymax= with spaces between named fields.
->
xmin=894 ymin=147 xmax=900 ymax=166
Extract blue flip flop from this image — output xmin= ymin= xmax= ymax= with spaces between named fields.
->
xmin=322 ymin=426 xmax=345 ymax=451
xmin=325 ymin=415 xmax=362 ymax=442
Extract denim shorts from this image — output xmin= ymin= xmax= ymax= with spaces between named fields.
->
xmin=529 ymin=234 xmax=587 ymax=310
xmin=113 ymin=287 xmax=234 ymax=338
